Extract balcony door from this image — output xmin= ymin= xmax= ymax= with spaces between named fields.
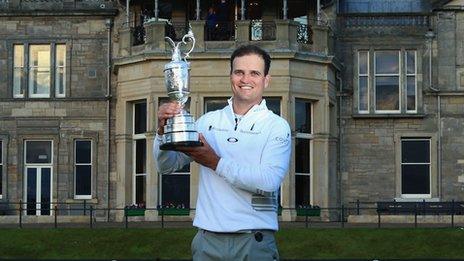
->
xmin=24 ymin=140 xmax=53 ymax=216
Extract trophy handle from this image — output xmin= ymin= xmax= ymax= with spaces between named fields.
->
xmin=164 ymin=36 xmax=176 ymax=49
xmin=181 ymin=28 xmax=195 ymax=60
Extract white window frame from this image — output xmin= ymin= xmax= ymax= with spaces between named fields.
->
xmin=400 ymin=138 xmax=431 ymax=199
xmin=13 ymin=43 xmax=67 ymax=99
xmin=13 ymin=45 xmax=25 ymax=98
xmin=23 ymin=140 xmax=54 ymax=216
xmin=294 ymin=99 xmax=314 ymax=206
xmin=405 ymin=50 xmax=417 ymax=113
xmin=358 ymin=50 xmax=369 ymax=113
xmin=74 ymin=139 xmax=92 ymax=200
xmin=374 ymin=50 xmax=401 ymax=114
xmin=55 ymin=44 xmax=66 ymax=98
xmin=132 ymin=101 xmax=147 ymax=205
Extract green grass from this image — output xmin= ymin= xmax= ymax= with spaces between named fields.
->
xmin=1 ymin=228 xmax=464 ymax=259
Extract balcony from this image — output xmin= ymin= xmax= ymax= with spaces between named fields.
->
xmin=118 ymin=19 xmax=331 ymax=58
xmin=0 ymin=0 xmax=116 ymax=11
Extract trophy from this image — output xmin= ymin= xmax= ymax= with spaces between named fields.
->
xmin=160 ymin=28 xmax=202 ymax=150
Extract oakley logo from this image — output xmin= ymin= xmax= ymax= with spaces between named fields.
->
xmin=227 ymin=137 xmax=239 ymax=143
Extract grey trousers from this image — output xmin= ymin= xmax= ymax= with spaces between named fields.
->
xmin=191 ymin=229 xmax=279 ymax=261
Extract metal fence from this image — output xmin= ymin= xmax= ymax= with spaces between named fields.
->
xmin=1 ymin=200 xmax=462 ymax=229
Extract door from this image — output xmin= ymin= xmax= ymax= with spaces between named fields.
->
xmin=24 ymin=140 xmax=53 ymax=216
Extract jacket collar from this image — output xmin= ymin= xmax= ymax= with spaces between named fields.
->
xmin=226 ymin=97 xmax=268 ymax=119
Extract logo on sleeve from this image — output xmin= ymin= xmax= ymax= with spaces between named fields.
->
xmin=227 ymin=137 xmax=239 ymax=143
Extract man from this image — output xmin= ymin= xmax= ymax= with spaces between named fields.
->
xmin=154 ymin=45 xmax=291 ymax=260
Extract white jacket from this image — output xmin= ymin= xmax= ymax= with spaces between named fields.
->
xmin=154 ymin=98 xmax=291 ymax=232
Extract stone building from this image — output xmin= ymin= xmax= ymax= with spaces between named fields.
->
xmin=1 ymin=0 xmax=464 ymax=223
xmin=0 ymin=1 xmax=117 ymax=219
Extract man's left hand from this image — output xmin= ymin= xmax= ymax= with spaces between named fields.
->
xmin=175 ymin=134 xmax=220 ymax=171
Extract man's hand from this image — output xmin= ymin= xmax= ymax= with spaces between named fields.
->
xmin=175 ymin=134 xmax=220 ymax=171
xmin=157 ymin=102 xmax=182 ymax=135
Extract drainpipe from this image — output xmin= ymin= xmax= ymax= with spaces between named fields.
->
xmin=105 ymin=18 xmax=113 ymax=220
xmin=336 ymin=72 xmax=343 ymax=208
xmin=426 ymin=29 xmax=440 ymax=199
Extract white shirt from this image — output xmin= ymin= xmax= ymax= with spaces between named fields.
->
xmin=154 ymin=98 xmax=291 ymax=232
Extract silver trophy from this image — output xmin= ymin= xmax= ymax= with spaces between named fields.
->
xmin=160 ymin=29 xmax=202 ymax=150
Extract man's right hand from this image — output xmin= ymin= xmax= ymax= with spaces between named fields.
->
xmin=157 ymin=102 xmax=182 ymax=135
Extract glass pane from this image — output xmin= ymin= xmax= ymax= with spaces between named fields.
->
xmin=161 ymin=174 xmax=190 ymax=208
xmin=295 ymin=175 xmax=310 ymax=207
xmin=55 ymin=67 xmax=65 ymax=96
xmin=295 ymin=99 xmax=311 ymax=133
xmin=204 ymin=98 xmax=228 ymax=112
xmin=359 ymin=76 xmax=368 ymax=111
xmin=0 ymin=167 xmax=2 ymax=196
xmin=402 ymin=140 xmax=430 ymax=163
xmin=264 ymin=97 xmax=281 ymax=116
xmin=14 ymin=45 xmax=24 ymax=67
xmin=76 ymin=165 xmax=91 ymax=196
xmin=13 ymin=68 xmax=24 ymax=97
xmin=134 ymin=102 xmax=147 ymax=134
xmin=76 ymin=140 xmax=91 ymax=164
xmin=375 ymin=76 xmax=399 ymax=111
xmin=0 ymin=140 xmax=2 ymax=162
xmin=402 ymin=165 xmax=430 ymax=194
xmin=28 ymin=68 xmax=50 ymax=96
xmin=375 ymin=51 xmax=399 ymax=74
xmin=358 ymin=51 xmax=368 ymax=75
xmin=136 ymin=175 xmax=146 ymax=207
xmin=407 ymin=76 xmax=416 ymax=111
xmin=56 ymin=44 xmax=66 ymax=67
xmin=135 ymin=139 xmax=146 ymax=174
xmin=406 ymin=51 xmax=415 ymax=74
xmin=295 ymin=138 xmax=310 ymax=174
xmin=29 ymin=45 xmax=50 ymax=97
xmin=27 ymin=168 xmax=37 ymax=215
xmin=26 ymin=141 xmax=52 ymax=164
xmin=41 ymin=168 xmax=51 ymax=215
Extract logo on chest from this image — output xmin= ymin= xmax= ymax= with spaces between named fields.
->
xmin=227 ymin=137 xmax=239 ymax=143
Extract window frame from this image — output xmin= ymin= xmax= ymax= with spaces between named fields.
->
xmin=400 ymin=138 xmax=431 ymax=199
xmin=374 ymin=50 xmax=401 ymax=114
xmin=74 ymin=139 xmax=93 ymax=200
xmin=294 ymin=98 xmax=313 ymax=206
xmin=395 ymin=133 xmax=437 ymax=200
xmin=132 ymin=100 xmax=148 ymax=206
xmin=355 ymin=48 xmax=421 ymax=115
xmin=358 ymin=50 xmax=369 ymax=114
xmin=11 ymin=42 xmax=68 ymax=99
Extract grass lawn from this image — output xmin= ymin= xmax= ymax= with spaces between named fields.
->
xmin=0 ymin=228 xmax=464 ymax=259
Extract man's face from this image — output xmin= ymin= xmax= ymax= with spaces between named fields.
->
xmin=230 ymin=54 xmax=270 ymax=108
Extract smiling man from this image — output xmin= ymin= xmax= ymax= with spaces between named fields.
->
xmin=154 ymin=45 xmax=291 ymax=260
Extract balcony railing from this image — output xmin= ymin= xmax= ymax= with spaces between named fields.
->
xmin=165 ymin=21 xmax=188 ymax=42
xmin=338 ymin=14 xmax=430 ymax=28
xmin=297 ymin=23 xmax=313 ymax=44
xmin=205 ymin=21 xmax=235 ymax=41
xmin=250 ymin=20 xmax=276 ymax=41
xmin=133 ymin=25 xmax=145 ymax=46
xmin=0 ymin=0 xmax=116 ymax=10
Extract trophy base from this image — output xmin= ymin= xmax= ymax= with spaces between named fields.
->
xmin=160 ymin=140 xmax=203 ymax=150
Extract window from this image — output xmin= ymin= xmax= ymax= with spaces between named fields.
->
xmin=133 ymin=101 xmax=147 ymax=207
xmin=75 ymin=140 xmax=92 ymax=199
xmin=204 ymin=96 xmax=281 ymax=115
xmin=0 ymin=140 xmax=3 ymax=199
xmin=357 ymin=49 xmax=417 ymax=114
xmin=13 ymin=43 xmax=66 ymax=98
xmin=295 ymin=99 xmax=312 ymax=207
xmin=401 ymin=138 xmax=431 ymax=198
xmin=339 ymin=0 xmax=430 ymax=13
xmin=159 ymin=97 xmax=190 ymax=209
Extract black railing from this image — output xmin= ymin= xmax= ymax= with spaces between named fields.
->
xmin=250 ymin=20 xmax=276 ymax=41
xmin=0 ymin=0 xmax=115 ymax=10
xmin=132 ymin=25 xmax=146 ymax=46
xmin=297 ymin=23 xmax=313 ymax=44
xmin=338 ymin=14 xmax=430 ymax=28
xmin=1 ymin=200 xmax=463 ymax=229
xmin=205 ymin=21 xmax=235 ymax=41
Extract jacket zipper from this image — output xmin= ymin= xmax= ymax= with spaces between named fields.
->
xmin=234 ymin=117 xmax=239 ymax=131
